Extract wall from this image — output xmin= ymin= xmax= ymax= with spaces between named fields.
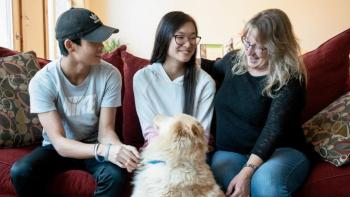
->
xmin=104 ymin=0 xmax=350 ymax=58
xmin=86 ymin=0 xmax=108 ymax=23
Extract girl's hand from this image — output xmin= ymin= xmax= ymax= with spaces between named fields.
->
xmin=108 ymin=144 xmax=140 ymax=172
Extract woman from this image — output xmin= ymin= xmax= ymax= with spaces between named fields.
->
xmin=133 ymin=11 xmax=215 ymax=144
xmin=203 ymin=9 xmax=310 ymax=197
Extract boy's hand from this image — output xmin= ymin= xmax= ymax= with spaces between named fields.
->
xmin=108 ymin=144 xmax=140 ymax=172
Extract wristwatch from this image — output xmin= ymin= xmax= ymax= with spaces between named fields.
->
xmin=243 ymin=163 xmax=258 ymax=171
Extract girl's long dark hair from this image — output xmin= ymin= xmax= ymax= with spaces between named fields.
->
xmin=150 ymin=11 xmax=197 ymax=115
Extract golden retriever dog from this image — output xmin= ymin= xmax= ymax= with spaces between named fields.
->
xmin=131 ymin=114 xmax=225 ymax=197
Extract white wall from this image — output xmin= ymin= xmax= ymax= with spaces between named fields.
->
xmin=106 ymin=0 xmax=350 ymax=58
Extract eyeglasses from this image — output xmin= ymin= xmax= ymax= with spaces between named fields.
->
xmin=241 ymin=37 xmax=267 ymax=56
xmin=173 ymin=35 xmax=201 ymax=45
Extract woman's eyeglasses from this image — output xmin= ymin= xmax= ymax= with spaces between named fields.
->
xmin=241 ymin=37 xmax=267 ymax=56
xmin=174 ymin=35 xmax=201 ymax=45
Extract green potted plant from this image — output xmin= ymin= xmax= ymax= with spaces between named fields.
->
xmin=102 ymin=37 xmax=120 ymax=53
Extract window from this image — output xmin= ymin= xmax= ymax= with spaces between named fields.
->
xmin=0 ymin=0 xmax=13 ymax=49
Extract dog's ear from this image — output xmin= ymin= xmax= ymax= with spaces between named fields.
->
xmin=172 ymin=121 xmax=188 ymax=139
xmin=170 ymin=121 xmax=195 ymax=153
xmin=172 ymin=120 xmax=204 ymax=141
xmin=191 ymin=123 xmax=207 ymax=147
xmin=191 ymin=123 xmax=204 ymax=138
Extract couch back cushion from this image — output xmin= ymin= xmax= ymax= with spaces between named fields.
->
xmin=101 ymin=45 xmax=127 ymax=139
xmin=0 ymin=47 xmax=18 ymax=57
xmin=0 ymin=52 xmax=43 ymax=148
xmin=121 ymin=51 xmax=149 ymax=147
xmin=302 ymin=28 xmax=350 ymax=122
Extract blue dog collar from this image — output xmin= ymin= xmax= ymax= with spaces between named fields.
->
xmin=146 ymin=160 xmax=166 ymax=165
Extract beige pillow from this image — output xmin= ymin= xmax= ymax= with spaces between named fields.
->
xmin=303 ymin=92 xmax=350 ymax=167
xmin=0 ymin=52 xmax=42 ymax=148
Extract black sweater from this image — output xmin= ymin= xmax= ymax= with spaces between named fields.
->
xmin=202 ymin=52 xmax=308 ymax=161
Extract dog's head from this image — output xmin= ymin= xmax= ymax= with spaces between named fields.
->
xmin=152 ymin=114 xmax=207 ymax=159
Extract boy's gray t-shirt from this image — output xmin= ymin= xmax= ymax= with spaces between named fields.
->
xmin=29 ymin=59 xmax=122 ymax=146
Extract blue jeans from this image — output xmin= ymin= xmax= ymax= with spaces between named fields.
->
xmin=210 ymin=148 xmax=310 ymax=197
xmin=10 ymin=145 xmax=126 ymax=197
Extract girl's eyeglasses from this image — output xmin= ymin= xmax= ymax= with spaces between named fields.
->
xmin=174 ymin=35 xmax=201 ymax=45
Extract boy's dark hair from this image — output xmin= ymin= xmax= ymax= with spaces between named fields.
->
xmin=58 ymin=38 xmax=81 ymax=56
xmin=150 ymin=11 xmax=198 ymax=116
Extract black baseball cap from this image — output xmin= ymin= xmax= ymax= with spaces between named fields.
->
xmin=55 ymin=8 xmax=118 ymax=42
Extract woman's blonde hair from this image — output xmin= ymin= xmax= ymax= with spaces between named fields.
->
xmin=232 ymin=8 xmax=306 ymax=97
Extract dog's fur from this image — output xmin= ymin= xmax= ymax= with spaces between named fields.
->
xmin=131 ymin=114 xmax=224 ymax=197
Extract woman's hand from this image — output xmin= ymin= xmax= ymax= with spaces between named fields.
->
xmin=108 ymin=144 xmax=140 ymax=172
xmin=226 ymin=168 xmax=253 ymax=197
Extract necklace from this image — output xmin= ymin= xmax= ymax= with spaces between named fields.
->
xmin=59 ymin=58 xmax=90 ymax=105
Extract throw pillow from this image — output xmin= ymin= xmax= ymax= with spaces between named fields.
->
xmin=0 ymin=52 xmax=42 ymax=148
xmin=0 ymin=47 xmax=50 ymax=68
xmin=303 ymin=92 xmax=350 ymax=167
xmin=102 ymin=45 xmax=127 ymax=139
xmin=121 ymin=51 xmax=149 ymax=148
xmin=102 ymin=45 xmax=127 ymax=71
xmin=302 ymin=28 xmax=350 ymax=122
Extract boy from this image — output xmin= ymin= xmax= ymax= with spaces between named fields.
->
xmin=10 ymin=8 xmax=140 ymax=197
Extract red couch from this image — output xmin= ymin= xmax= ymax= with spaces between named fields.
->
xmin=1 ymin=28 xmax=350 ymax=196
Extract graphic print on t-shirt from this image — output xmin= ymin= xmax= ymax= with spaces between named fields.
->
xmin=63 ymin=94 xmax=96 ymax=116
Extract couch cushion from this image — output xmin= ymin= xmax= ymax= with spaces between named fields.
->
xmin=48 ymin=170 xmax=95 ymax=197
xmin=36 ymin=57 xmax=51 ymax=69
xmin=121 ymin=51 xmax=149 ymax=147
xmin=294 ymin=161 xmax=350 ymax=197
xmin=0 ymin=146 xmax=37 ymax=195
xmin=102 ymin=45 xmax=127 ymax=140
xmin=0 ymin=147 xmax=95 ymax=196
xmin=102 ymin=45 xmax=127 ymax=72
xmin=0 ymin=52 xmax=43 ymax=148
xmin=303 ymin=92 xmax=350 ymax=167
xmin=302 ymin=28 xmax=350 ymax=122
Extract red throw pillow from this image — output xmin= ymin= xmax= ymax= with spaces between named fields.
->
xmin=101 ymin=45 xmax=127 ymax=139
xmin=102 ymin=45 xmax=127 ymax=73
xmin=121 ymin=51 xmax=149 ymax=148
xmin=302 ymin=28 xmax=350 ymax=122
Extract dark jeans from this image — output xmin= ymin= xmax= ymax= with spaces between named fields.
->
xmin=10 ymin=145 xmax=126 ymax=197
